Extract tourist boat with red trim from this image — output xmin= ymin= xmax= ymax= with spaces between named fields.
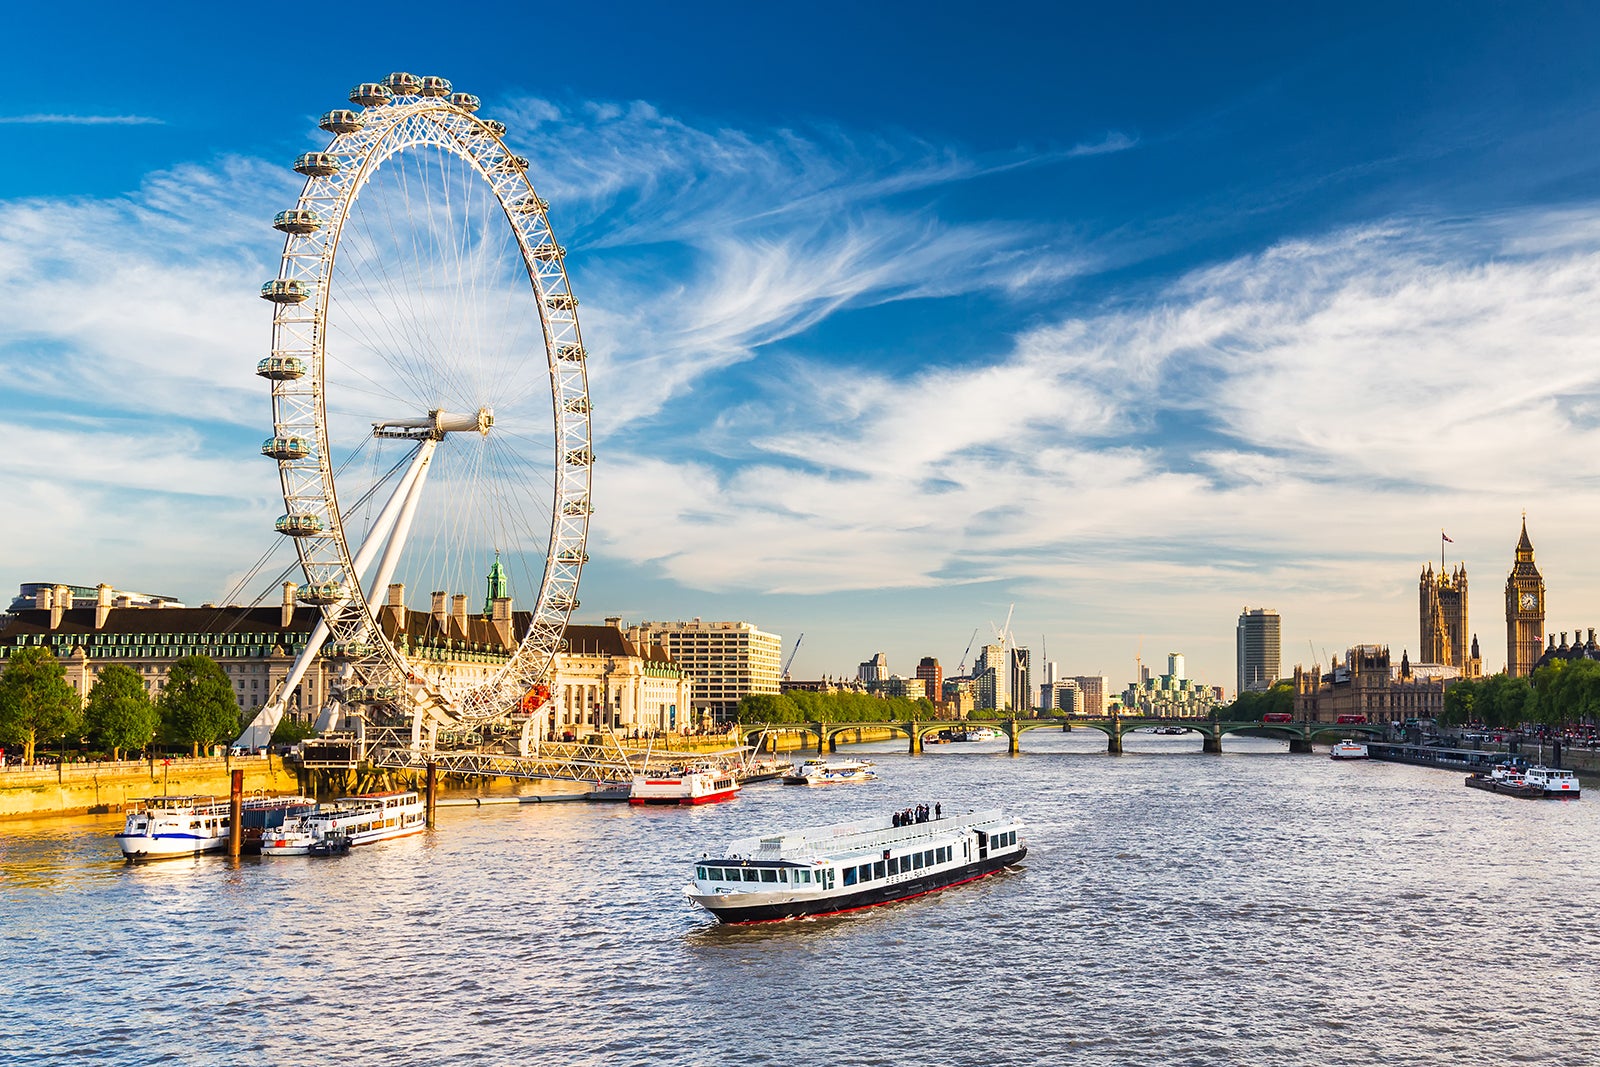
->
xmin=1329 ymin=739 xmax=1369 ymax=760
xmin=685 ymin=808 xmax=1026 ymax=923
xmin=629 ymin=766 xmax=740 ymax=805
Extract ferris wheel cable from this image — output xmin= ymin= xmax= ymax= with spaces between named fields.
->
xmin=330 ymin=219 xmax=444 ymax=408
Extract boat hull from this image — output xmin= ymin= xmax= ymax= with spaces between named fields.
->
xmin=694 ymin=848 xmax=1026 ymax=924
xmin=115 ymin=833 xmax=228 ymax=859
xmin=628 ymin=788 xmax=738 ymax=806
xmin=1465 ymin=774 xmax=1545 ymax=799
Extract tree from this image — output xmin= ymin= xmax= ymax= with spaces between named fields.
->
xmin=84 ymin=664 xmax=159 ymax=760
xmin=0 ymin=647 xmax=83 ymax=765
xmin=1221 ymin=681 xmax=1294 ymax=721
xmin=158 ymin=656 xmax=241 ymax=757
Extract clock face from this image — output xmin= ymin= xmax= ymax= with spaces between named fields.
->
xmin=1520 ymin=592 xmax=1538 ymax=610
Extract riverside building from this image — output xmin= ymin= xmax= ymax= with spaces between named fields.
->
xmin=1291 ymin=644 xmax=1455 ymax=723
xmin=624 ymin=619 xmax=782 ymax=726
xmin=1120 ymin=654 xmax=1217 ymax=717
xmin=1235 ymin=607 xmax=1281 ymax=695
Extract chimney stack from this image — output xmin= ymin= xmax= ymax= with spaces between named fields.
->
xmin=95 ymin=583 xmax=113 ymax=630
xmin=282 ymin=581 xmax=297 ymax=628
xmin=431 ymin=591 xmax=448 ymax=627
xmin=492 ymin=596 xmax=513 ymax=647
xmin=35 ymin=587 xmax=51 ymax=611
xmin=50 ymin=585 xmax=67 ymax=630
xmin=386 ymin=583 xmax=407 ymax=630
xmin=452 ymin=594 xmax=468 ymax=633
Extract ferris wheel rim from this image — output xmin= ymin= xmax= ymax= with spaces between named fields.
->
xmin=261 ymin=76 xmax=592 ymax=726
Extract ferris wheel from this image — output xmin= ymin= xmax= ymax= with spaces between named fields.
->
xmin=253 ymin=72 xmax=591 ymax=741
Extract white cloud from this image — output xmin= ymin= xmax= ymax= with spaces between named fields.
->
xmin=0 ymin=114 xmax=164 ymax=125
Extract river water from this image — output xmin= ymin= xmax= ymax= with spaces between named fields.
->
xmin=3 ymin=731 xmax=1596 ymax=1066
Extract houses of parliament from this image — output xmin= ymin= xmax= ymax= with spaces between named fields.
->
xmin=1296 ymin=520 xmax=1550 ymax=722
xmin=1420 ymin=516 xmax=1547 ymax=679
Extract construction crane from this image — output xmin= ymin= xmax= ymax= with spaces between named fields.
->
xmin=782 ymin=632 xmax=805 ymax=680
xmin=990 ymin=603 xmax=1016 ymax=655
xmin=956 ymin=627 xmax=979 ymax=675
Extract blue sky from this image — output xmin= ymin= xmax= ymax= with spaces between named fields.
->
xmin=7 ymin=1 xmax=1600 ymax=691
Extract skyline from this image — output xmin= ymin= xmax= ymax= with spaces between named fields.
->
xmin=8 ymin=4 xmax=1600 ymax=689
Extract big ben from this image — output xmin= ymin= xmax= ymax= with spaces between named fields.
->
xmin=1505 ymin=516 xmax=1545 ymax=676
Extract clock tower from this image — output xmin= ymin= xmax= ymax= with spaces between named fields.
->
xmin=1505 ymin=516 xmax=1545 ymax=676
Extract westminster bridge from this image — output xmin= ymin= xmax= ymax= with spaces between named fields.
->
xmin=740 ymin=716 xmax=1390 ymax=756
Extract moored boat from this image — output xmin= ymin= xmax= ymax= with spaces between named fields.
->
xmin=629 ymin=766 xmax=740 ymax=805
xmin=116 ymin=794 xmax=316 ymax=860
xmin=260 ymin=790 xmax=426 ymax=855
xmin=1329 ymin=739 xmax=1369 ymax=760
xmin=1522 ymin=766 xmax=1581 ymax=798
xmin=781 ymin=757 xmax=878 ymax=785
xmin=958 ymin=727 xmax=1001 ymax=742
xmin=1465 ymin=772 xmax=1545 ymax=799
xmin=685 ymin=808 xmax=1026 ymax=923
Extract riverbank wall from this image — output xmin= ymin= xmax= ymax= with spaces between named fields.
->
xmin=0 ymin=756 xmax=301 ymax=819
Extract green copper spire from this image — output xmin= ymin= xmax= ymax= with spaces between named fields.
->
xmin=484 ymin=552 xmax=508 ymax=615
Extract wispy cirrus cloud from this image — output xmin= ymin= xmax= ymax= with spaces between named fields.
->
xmin=0 ymin=113 xmax=164 ymax=125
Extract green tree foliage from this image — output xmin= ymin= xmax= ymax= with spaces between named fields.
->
xmin=1439 ymin=673 xmax=1536 ymax=729
xmin=158 ymin=656 xmax=241 ymax=756
xmin=84 ymin=664 xmax=159 ymax=759
xmin=1531 ymin=658 xmax=1600 ymax=726
xmin=736 ymin=689 xmax=932 ymax=724
xmin=1220 ymin=681 xmax=1295 ymax=721
xmin=0 ymin=647 xmax=83 ymax=765
xmin=271 ymin=716 xmax=317 ymax=745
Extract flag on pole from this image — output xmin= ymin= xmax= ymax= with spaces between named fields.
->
xmin=1442 ymin=531 xmax=1454 ymax=543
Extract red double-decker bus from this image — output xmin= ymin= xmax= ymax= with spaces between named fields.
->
xmin=1335 ymin=714 xmax=1367 ymax=724
xmin=1262 ymin=712 xmax=1292 ymax=723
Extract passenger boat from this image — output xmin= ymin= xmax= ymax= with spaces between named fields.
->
xmin=629 ymin=766 xmax=740 ymax=805
xmin=1329 ymin=739 xmax=1369 ymax=760
xmin=736 ymin=755 xmax=792 ymax=784
xmin=959 ymin=727 xmax=1001 ymax=742
xmin=1521 ymin=766 xmax=1581 ymax=798
xmin=685 ymin=808 xmax=1027 ymax=923
xmin=782 ymin=757 xmax=878 ymax=785
xmin=260 ymin=791 xmax=426 ymax=855
xmin=116 ymin=793 xmax=315 ymax=860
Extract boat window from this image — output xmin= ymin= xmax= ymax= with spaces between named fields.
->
xmin=843 ymin=867 xmax=858 ymax=886
xmin=760 ymin=869 xmax=778 ymax=883
xmin=742 ymin=869 xmax=759 ymax=882
xmin=888 ymin=858 xmax=899 ymax=875
xmin=874 ymin=861 xmax=886 ymax=879
xmin=924 ymin=850 xmax=934 ymax=866
xmin=696 ymin=866 xmax=708 ymax=879
xmin=778 ymin=869 xmax=788 ymax=883
xmin=857 ymin=863 xmax=872 ymax=882
xmin=912 ymin=853 xmax=924 ymax=869
xmin=797 ymin=870 xmax=810 ymax=884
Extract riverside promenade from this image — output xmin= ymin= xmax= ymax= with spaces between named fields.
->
xmin=0 ymin=755 xmax=301 ymax=819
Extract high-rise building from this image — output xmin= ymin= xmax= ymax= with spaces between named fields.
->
xmin=975 ymin=643 xmax=1011 ymax=710
xmin=857 ymin=652 xmax=888 ymax=683
xmin=1041 ymin=679 xmax=1078 ymax=713
xmin=1235 ymin=607 xmax=1281 ymax=695
xmin=1420 ymin=562 xmax=1470 ymax=669
xmin=1069 ymin=675 xmax=1108 ymax=716
xmin=625 ymin=619 xmax=782 ymax=725
xmin=1505 ymin=517 xmax=1546 ymax=677
xmin=1010 ymin=647 xmax=1032 ymax=713
xmin=915 ymin=657 xmax=943 ymax=708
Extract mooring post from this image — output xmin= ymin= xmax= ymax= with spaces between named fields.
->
xmin=425 ymin=762 xmax=438 ymax=828
xmin=228 ymin=768 xmax=244 ymax=859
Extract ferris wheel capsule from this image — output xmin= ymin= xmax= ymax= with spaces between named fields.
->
xmin=449 ymin=92 xmax=481 ymax=112
xmin=260 ymin=280 xmax=312 ymax=303
xmin=294 ymin=153 xmax=341 ymax=177
xmin=418 ymin=76 xmax=452 ymax=97
xmin=350 ymin=82 xmax=393 ymax=107
xmin=382 ymin=72 xmax=422 ymax=95
xmin=319 ymin=110 xmax=365 ymax=134
xmin=260 ymin=435 xmax=313 ymax=460
xmin=480 ymin=119 xmax=507 ymax=138
xmin=256 ymin=356 xmax=306 ymax=380
xmin=273 ymin=209 xmax=323 ymax=235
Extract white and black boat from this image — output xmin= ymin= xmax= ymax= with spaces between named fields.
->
xmin=1522 ymin=765 xmax=1581 ymax=798
xmin=685 ymin=808 xmax=1026 ymax=923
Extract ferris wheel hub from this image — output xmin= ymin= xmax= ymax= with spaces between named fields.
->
xmin=372 ymin=407 xmax=494 ymax=440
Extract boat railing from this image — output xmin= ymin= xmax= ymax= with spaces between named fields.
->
xmin=728 ymin=809 xmax=1008 ymax=860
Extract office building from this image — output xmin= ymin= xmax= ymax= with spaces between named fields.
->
xmin=1235 ymin=607 xmax=1281 ymax=696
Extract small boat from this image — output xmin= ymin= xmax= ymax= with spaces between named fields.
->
xmin=958 ymin=727 xmax=1001 ymax=742
xmin=1153 ymin=726 xmax=1188 ymax=735
xmin=261 ymin=790 xmax=426 ymax=855
xmin=1329 ymin=740 xmax=1369 ymax=760
xmin=1522 ymin=766 xmax=1581 ymax=798
xmin=736 ymin=755 xmax=792 ymax=784
xmin=116 ymin=794 xmax=316 ymax=860
xmin=686 ymin=808 xmax=1026 ymax=923
xmin=782 ymin=757 xmax=878 ymax=785
xmin=629 ymin=766 xmax=740 ymax=805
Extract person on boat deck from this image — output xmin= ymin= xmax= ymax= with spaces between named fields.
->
xmin=934 ymin=802 xmax=941 ymax=819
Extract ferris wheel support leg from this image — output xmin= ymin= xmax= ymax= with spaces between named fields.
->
xmin=366 ymin=439 xmax=438 ymax=612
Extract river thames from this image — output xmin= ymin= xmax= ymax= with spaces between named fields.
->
xmin=3 ymin=731 xmax=1597 ymax=1066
